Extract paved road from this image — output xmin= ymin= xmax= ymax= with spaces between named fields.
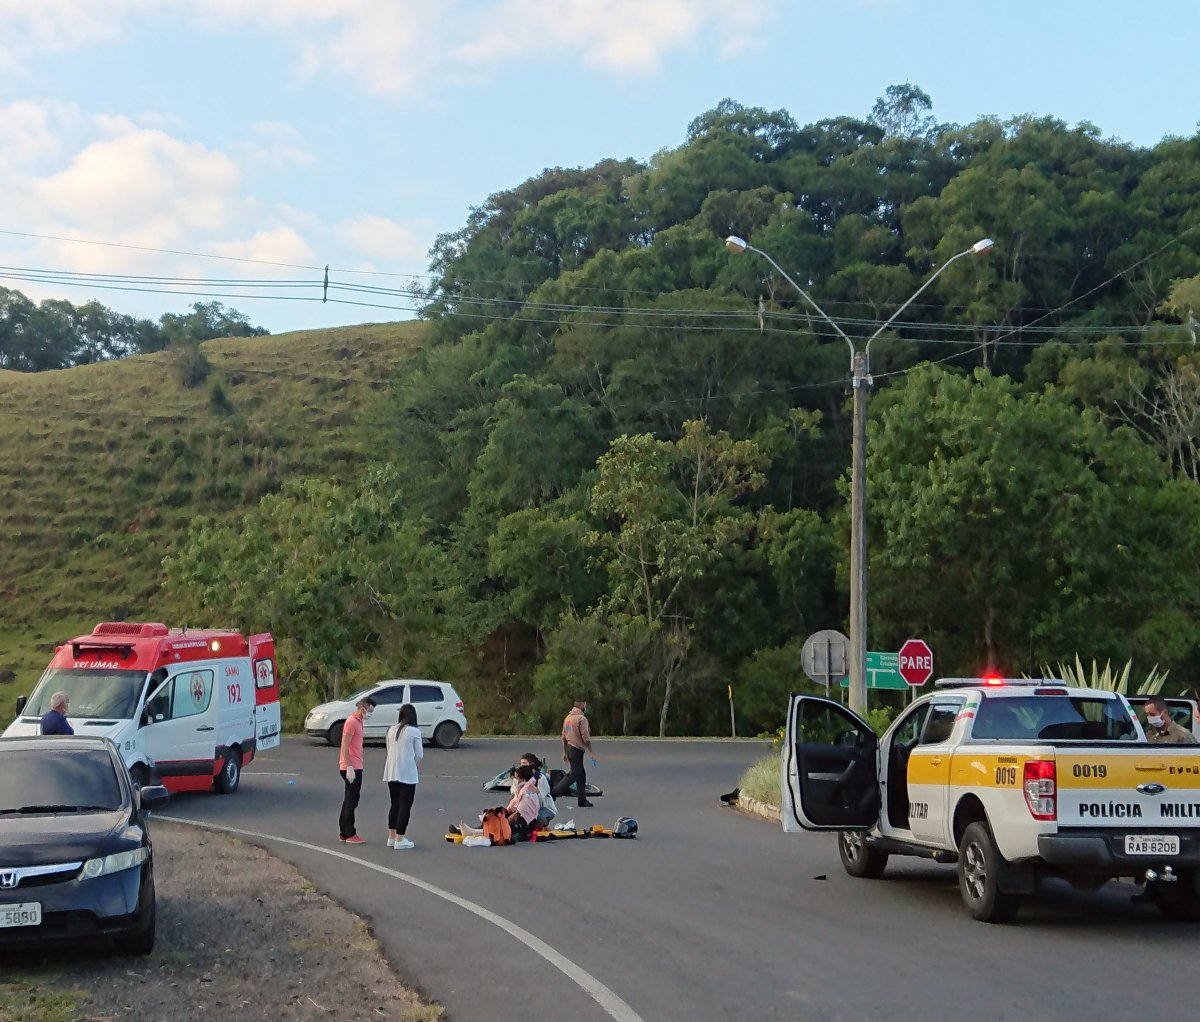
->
xmin=161 ymin=736 xmax=1197 ymax=1022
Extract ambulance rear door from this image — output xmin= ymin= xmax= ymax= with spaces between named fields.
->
xmin=250 ymin=634 xmax=281 ymax=752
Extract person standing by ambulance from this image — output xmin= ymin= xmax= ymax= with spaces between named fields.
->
xmin=383 ymin=703 xmax=422 ymax=849
xmin=338 ymin=697 xmax=375 ymax=844
xmin=554 ymin=700 xmax=596 ymax=808
xmin=39 ymin=692 xmax=74 ymax=736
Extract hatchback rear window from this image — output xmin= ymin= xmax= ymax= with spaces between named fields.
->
xmin=0 ymin=748 xmax=123 ymax=812
xmin=972 ymin=696 xmax=1135 ymax=741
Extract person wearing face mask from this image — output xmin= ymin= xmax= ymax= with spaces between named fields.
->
xmin=1143 ymin=696 xmax=1196 ymax=744
xmin=338 ymin=697 xmax=377 ymax=843
xmin=454 ymin=763 xmax=541 ymax=843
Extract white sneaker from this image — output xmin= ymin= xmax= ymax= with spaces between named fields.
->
xmin=386 ymin=837 xmax=396 ymax=848
xmin=394 ymin=838 xmax=415 ymax=850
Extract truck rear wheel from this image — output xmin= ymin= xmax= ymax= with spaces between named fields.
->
xmin=838 ymin=831 xmax=889 ymax=879
xmin=958 ymin=821 xmax=1021 ymax=923
xmin=1151 ymin=872 xmax=1200 ymax=922
xmin=215 ymin=748 xmax=242 ymax=795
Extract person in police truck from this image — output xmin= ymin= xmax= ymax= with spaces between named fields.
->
xmin=1142 ymin=696 xmax=1197 ymax=745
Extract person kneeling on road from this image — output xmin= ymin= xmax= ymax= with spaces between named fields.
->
xmin=460 ymin=763 xmax=540 ymax=843
xmin=512 ymin=752 xmax=556 ymax=831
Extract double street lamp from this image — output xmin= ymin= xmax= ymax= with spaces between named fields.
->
xmin=725 ymin=234 xmax=994 ymax=715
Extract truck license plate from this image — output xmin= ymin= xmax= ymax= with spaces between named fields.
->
xmin=0 ymin=903 xmax=41 ymax=928
xmin=1124 ymin=834 xmax=1180 ymax=856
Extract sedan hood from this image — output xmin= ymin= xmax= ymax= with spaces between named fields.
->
xmin=0 ymin=810 xmax=129 ymax=865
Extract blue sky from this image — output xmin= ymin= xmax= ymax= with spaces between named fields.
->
xmin=0 ymin=0 xmax=1196 ymax=335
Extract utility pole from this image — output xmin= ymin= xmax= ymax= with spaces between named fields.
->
xmin=848 ymin=350 xmax=870 ymax=716
xmin=724 ymin=235 xmax=994 ymax=721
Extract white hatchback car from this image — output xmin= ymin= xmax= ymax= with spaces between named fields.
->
xmin=304 ymin=680 xmax=467 ymax=749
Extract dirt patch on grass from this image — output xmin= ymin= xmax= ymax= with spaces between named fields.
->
xmin=0 ymin=821 xmax=441 ymax=1022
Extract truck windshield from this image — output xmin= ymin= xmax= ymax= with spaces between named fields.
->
xmin=25 ymin=668 xmax=148 ymax=720
xmin=973 ymin=695 xmax=1136 ymax=741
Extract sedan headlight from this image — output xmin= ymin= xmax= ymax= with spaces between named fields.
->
xmin=82 ymin=846 xmax=149 ymax=879
xmin=307 ymin=711 xmax=326 ymax=723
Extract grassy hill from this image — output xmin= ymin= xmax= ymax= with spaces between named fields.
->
xmin=0 ymin=320 xmax=428 ymax=712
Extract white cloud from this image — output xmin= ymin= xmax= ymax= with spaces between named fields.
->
xmin=335 ymin=214 xmax=430 ymax=264
xmin=31 ymin=128 xmax=241 ymax=233
xmin=209 ymin=225 xmax=315 ymax=267
xmin=0 ymin=0 xmax=768 ymax=96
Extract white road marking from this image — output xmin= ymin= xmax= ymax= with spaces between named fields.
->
xmin=164 ymin=815 xmax=643 ymax=1022
xmin=242 ymin=771 xmax=299 ymax=776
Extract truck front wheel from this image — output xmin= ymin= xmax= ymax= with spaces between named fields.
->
xmin=838 ymin=831 xmax=889 ymax=879
xmin=958 ymin=821 xmax=1021 ymax=923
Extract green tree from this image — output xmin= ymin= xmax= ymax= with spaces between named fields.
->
xmin=581 ymin=420 xmax=768 ymax=735
xmin=865 ymin=365 xmax=1200 ymax=673
xmin=164 ymin=467 xmax=446 ymax=700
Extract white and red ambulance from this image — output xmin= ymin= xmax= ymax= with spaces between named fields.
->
xmin=3 ymin=622 xmax=282 ymax=794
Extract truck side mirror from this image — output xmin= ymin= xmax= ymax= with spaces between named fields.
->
xmin=14 ymin=695 xmax=26 ymax=716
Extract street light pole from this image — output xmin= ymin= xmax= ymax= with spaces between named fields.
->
xmin=725 ymin=235 xmax=993 ymax=716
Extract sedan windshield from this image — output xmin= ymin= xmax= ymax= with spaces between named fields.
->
xmin=0 ymin=748 xmax=123 ymax=812
xmin=24 ymin=668 xmax=148 ymax=720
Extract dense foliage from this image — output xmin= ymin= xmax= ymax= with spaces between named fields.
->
xmin=0 ymin=296 xmax=267 ymax=371
xmin=168 ymin=87 xmax=1200 ymax=735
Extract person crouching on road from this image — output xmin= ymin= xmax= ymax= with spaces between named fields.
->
xmin=460 ymin=763 xmax=540 ymax=843
xmin=384 ymin=703 xmax=422 ymax=850
xmin=512 ymin=752 xmax=556 ymax=831
xmin=40 ymin=691 xmax=74 ymax=736
xmin=338 ymin=697 xmax=376 ymax=844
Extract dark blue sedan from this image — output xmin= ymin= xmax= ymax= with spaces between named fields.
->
xmin=0 ymin=735 xmax=168 ymax=955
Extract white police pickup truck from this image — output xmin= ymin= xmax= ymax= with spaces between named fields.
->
xmin=782 ymin=679 xmax=1200 ymax=922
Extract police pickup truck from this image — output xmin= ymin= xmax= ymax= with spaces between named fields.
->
xmin=782 ymin=680 xmax=1200 ymax=922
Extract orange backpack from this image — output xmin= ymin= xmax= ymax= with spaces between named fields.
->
xmin=481 ymin=808 xmax=512 ymax=846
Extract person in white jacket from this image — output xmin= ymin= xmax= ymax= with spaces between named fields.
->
xmin=383 ymin=703 xmax=423 ymax=850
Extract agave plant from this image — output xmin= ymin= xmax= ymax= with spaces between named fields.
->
xmin=1038 ymin=654 xmax=1168 ymax=695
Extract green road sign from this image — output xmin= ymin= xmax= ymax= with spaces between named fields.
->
xmin=838 ymin=651 xmax=909 ymax=690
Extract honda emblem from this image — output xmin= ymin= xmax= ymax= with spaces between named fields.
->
xmin=0 ymin=870 xmax=16 ymax=889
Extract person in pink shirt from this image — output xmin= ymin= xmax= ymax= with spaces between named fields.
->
xmin=338 ymin=697 xmax=376 ymax=844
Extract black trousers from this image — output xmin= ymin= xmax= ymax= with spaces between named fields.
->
xmin=388 ymin=781 xmax=417 ymax=834
xmin=554 ymin=746 xmax=587 ymax=806
xmin=339 ymin=769 xmax=363 ymax=839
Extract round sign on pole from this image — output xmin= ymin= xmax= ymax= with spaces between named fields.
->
xmin=897 ymin=638 xmax=934 ymax=686
xmin=801 ymin=629 xmax=850 ymax=688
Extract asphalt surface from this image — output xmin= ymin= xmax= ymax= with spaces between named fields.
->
xmin=160 ymin=736 xmax=1198 ymax=1022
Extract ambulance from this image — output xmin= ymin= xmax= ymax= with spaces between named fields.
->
xmin=3 ymin=622 xmax=281 ymax=794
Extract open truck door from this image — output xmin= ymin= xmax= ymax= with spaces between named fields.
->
xmin=781 ymin=694 xmax=880 ymax=833
xmin=250 ymin=634 xmax=282 ymax=752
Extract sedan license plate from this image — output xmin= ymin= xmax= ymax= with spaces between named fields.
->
xmin=0 ymin=902 xmax=41 ymax=928
xmin=1125 ymin=834 xmax=1180 ymax=856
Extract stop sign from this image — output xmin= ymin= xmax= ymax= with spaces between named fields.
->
xmin=898 ymin=638 xmax=934 ymax=686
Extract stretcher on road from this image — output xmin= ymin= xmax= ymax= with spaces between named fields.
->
xmin=446 ymin=819 xmax=637 ymax=844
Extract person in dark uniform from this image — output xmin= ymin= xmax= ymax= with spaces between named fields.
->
xmin=40 ymin=691 xmax=74 ymax=735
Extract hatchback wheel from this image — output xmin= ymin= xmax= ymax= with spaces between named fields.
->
xmin=433 ymin=721 xmax=462 ymax=749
